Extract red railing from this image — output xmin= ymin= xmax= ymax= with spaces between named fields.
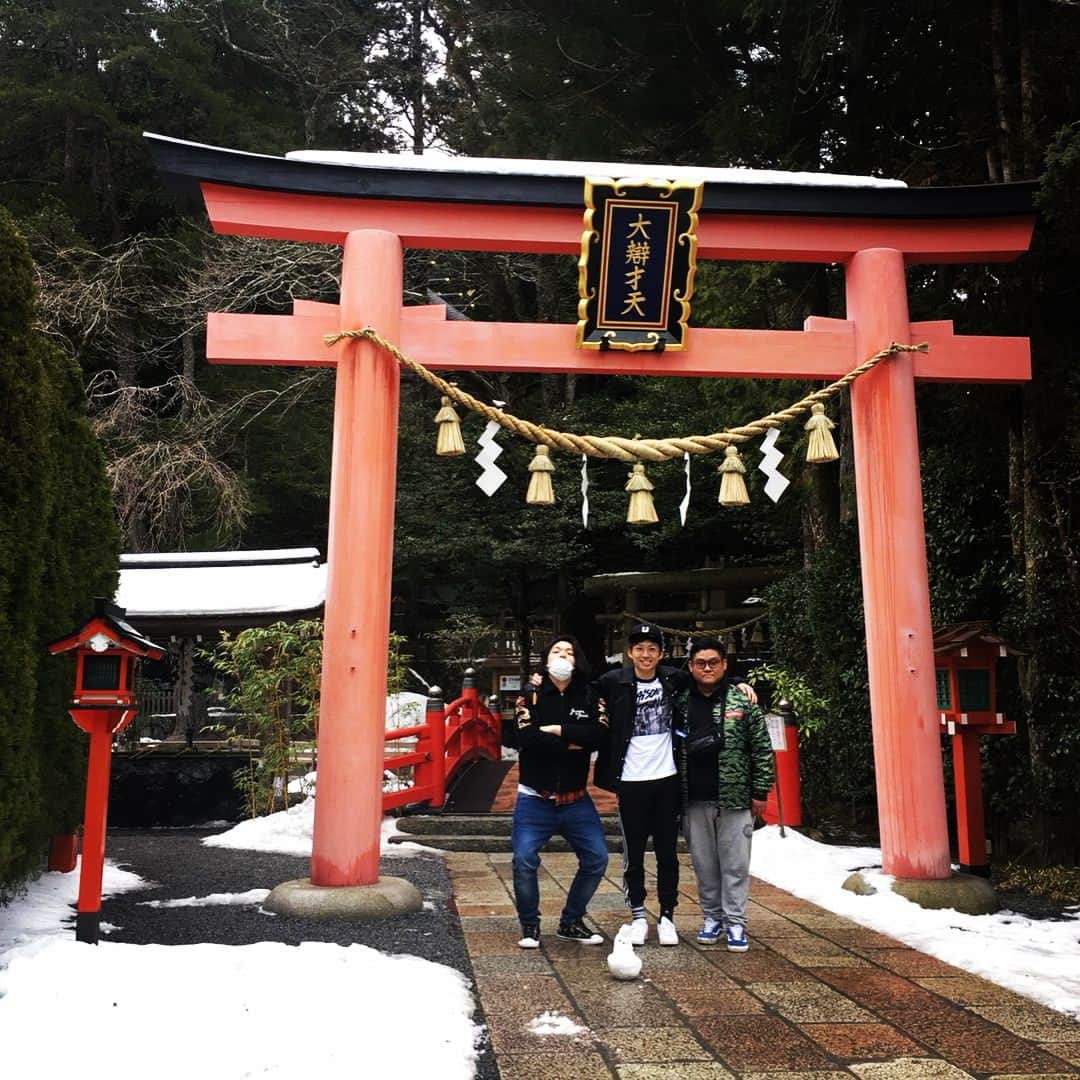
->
xmin=381 ymin=669 xmax=501 ymax=812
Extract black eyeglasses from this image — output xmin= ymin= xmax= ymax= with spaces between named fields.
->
xmin=691 ymin=658 xmax=724 ymax=668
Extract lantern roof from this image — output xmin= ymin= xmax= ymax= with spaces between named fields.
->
xmin=48 ymin=598 xmax=165 ymax=659
xmin=932 ymin=620 xmax=1023 ymax=656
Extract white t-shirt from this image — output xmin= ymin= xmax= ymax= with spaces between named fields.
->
xmin=621 ymin=677 xmax=676 ymax=782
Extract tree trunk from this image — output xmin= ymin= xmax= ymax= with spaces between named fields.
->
xmin=411 ymin=0 xmax=426 ymax=154
xmin=1017 ymin=0 xmax=1036 ymax=177
xmin=990 ymin=0 xmax=1015 ymax=182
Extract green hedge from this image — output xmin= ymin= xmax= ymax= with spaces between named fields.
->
xmin=0 ymin=209 xmax=119 ymax=894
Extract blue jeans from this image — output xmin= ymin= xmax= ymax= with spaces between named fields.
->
xmin=511 ymin=792 xmax=609 ymax=927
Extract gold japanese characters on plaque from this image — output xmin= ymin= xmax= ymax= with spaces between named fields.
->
xmin=576 ymin=177 xmax=703 ymax=352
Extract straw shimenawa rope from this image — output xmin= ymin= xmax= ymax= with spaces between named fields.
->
xmin=323 ymin=327 xmax=928 ymax=463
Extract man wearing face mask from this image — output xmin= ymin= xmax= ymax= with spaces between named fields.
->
xmin=511 ymin=634 xmax=609 ymax=949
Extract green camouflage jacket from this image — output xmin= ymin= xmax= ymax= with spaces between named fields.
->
xmin=672 ymin=682 xmax=775 ymax=810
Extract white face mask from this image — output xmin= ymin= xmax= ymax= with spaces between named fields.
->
xmin=547 ymin=656 xmax=575 ymax=681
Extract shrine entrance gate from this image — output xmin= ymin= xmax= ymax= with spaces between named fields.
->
xmin=148 ymin=135 xmax=1035 ymax=895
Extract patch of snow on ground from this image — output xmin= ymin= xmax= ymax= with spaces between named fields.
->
xmin=0 ymin=937 xmax=479 ymax=1080
xmin=0 ymin=861 xmax=146 ymax=954
xmin=0 ymin=856 xmax=479 ymax=1079
xmin=528 ymin=1010 xmax=588 ymax=1036
xmin=137 ymin=888 xmax=270 ymax=908
xmin=750 ymin=825 xmax=1080 ymax=1018
xmin=200 ymin=798 xmax=441 ymax=857
xmin=203 ymin=795 xmax=316 ymax=855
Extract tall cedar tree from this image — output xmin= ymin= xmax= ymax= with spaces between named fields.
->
xmin=0 ymin=209 xmax=119 ymax=892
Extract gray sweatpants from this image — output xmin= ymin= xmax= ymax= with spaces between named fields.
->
xmin=684 ymin=802 xmax=754 ymax=929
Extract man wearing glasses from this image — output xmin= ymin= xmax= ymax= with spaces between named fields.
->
xmin=674 ymin=636 xmax=775 ymax=951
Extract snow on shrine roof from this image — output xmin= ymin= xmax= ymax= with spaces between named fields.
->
xmin=284 ymin=148 xmax=907 ymax=190
xmin=115 ymin=549 xmax=326 ymax=619
xmin=144 ymin=134 xmax=1038 ymax=220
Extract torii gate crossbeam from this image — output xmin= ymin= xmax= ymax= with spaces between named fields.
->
xmin=147 ymin=135 xmax=1035 ymax=900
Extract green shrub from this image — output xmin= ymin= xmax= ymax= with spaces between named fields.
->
xmin=765 ymin=526 xmax=875 ymax=826
xmin=206 ymin=620 xmax=414 ymax=817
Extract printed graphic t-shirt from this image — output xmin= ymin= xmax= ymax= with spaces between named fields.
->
xmin=621 ymin=676 xmax=677 ymax=782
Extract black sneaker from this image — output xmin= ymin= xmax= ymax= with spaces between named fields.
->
xmin=556 ymin=919 xmax=603 ymax=945
xmin=517 ymin=924 xmax=541 ymax=949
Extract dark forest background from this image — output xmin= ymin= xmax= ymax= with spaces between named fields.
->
xmin=1 ymin=1 xmax=1079 ymax=864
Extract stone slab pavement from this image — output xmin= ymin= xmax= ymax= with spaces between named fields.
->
xmin=448 ymin=850 xmax=1080 ymax=1080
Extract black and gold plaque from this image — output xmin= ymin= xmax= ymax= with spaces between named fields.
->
xmin=576 ymin=177 xmax=702 ymax=351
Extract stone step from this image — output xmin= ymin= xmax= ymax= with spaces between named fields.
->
xmin=394 ymin=813 xmax=622 ymax=837
xmin=388 ymin=833 xmax=630 ymax=853
xmin=388 ymin=818 xmax=689 ymax=854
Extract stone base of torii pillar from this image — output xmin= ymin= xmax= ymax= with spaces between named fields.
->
xmin=842 ymin=870 xmax=999 ymax=916
xmin=264 ymin=876 xmax=422 ymax=920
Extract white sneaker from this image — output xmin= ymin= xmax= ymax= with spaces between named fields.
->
xmin=517 ymin=924 xmax=541 ymax=949
xmin=657 ymin=915 xmax=679 ymax=946
xmin=627 ymin=917 xmax=648 ymax=945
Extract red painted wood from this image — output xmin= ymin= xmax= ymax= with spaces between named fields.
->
xmin=762 ymin=718 xmax=802 ymax=828
xmin=200 ymin=183 xmax=1035 ymax=264
xmin=77 ymin=714 xmax=114 ymax=923
xmin=309 ymin=230 xmax=402 ymax=888
xmin=952 ymin=733 xmax=988 ymax=870
xmin=427 ymin=696 xmax=446 ymax=809
xmin=846 ymin=248 xmax=952 ymax=880
xmin=207 ymin=309 xmax=1030 ymax=383
xmin=48 ymin=833 xmax=78 ymax=873
xmin=192 ymin=177 xmax=1036 ymax=885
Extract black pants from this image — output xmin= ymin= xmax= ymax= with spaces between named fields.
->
xmin=616 ymin=774 xmax=681 ymax=912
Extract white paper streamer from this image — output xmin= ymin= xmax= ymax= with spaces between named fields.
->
xmin=474 ymin=399 xmax=508 ymax=496
xmin=580 ymin=454 xmax=590 ymax=528
xmin=679 ymin=452 xmax=692 ymax=525
xmin=757 ymin=427 xmax=790 ymax=503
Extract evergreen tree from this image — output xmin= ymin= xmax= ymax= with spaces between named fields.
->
xmin=0 ymin=208 xmax=118 ymax=891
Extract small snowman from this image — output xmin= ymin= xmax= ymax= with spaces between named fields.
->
xmin=607 ymin=923 xmax=643 ymax=981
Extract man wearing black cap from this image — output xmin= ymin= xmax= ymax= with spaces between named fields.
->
xmin=594 ymin=622 xmax=684 ymax=946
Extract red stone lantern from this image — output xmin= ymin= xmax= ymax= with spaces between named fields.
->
xmin=48 ymin=598 xmax=164 ymax=943
xmin=934 ymin=622 xmax=1018 ymax=876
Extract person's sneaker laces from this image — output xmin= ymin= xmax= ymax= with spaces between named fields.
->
xmin=657 ymin=915 xmax=679 ymax=946
xmin=517 ymin=923 xmax=541 ymax=949
xmin=697 ymin=918 xmax=723 ymax=945
xmin=726 ymin=924 xmax=749 ymax=952
xmin=556 ymin=919 xmax=603 ymax=945
xmin=627 ymin=916 xmax=648 ymax=945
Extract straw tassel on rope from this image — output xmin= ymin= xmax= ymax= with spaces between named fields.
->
xmin=434 ymin=393 xmax=465 ymax=456
xmin=626 ymin=462 xmax=659 ymax=525
xmin=526 ymin=444 xmax=556 ymax=505
xmin=804 ymin=403 xmax=839 ymax=463
xmin=718 ymin=445 xmax=749 ymax=506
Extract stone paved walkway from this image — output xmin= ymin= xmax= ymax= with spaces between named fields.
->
xmin=447 ymin=850 xmax=1080 ymax=1079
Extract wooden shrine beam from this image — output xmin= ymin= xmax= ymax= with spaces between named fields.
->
xmin=200 ymin=183 xmax=1034 ymax=265
xmin=207 ymin=307 xmax=1030 ymax=383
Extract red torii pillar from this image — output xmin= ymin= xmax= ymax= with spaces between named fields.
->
xmin=847 ymin=249 xmax=948 ymax=878
xmin=162 ymin=147 xmax=1033 ymax=909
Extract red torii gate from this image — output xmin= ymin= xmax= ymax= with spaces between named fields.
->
xmin=148 ymin=136 xmax=1035 ymax=910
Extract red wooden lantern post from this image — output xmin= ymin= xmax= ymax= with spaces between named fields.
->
xmin=933 ymin=623 xmax=1018 ymax=876
xmin=48 ymin=599 xmax=164 ymax=943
